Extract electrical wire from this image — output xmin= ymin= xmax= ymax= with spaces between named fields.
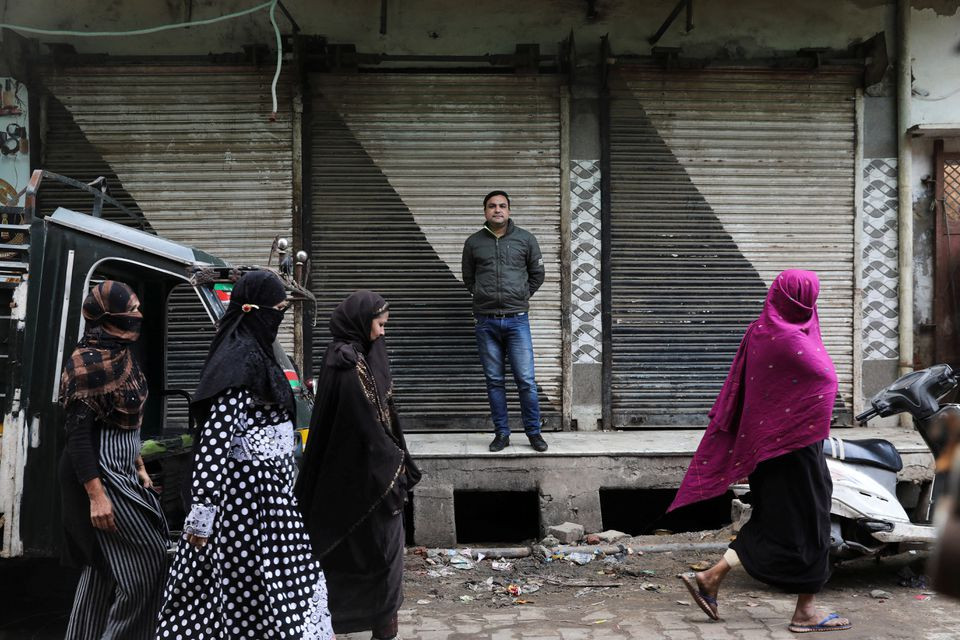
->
xmin=0 ymin=0 xmax=284 ymax=116
xmin=0 ymin=1 xmax=274 ymax=37
xmin=268 ymin=0 xmax=282 ymax=118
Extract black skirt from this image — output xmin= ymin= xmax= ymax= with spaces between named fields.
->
xmin=730 ymin=441 xmax=833 ymax=594
xmin=321 ymin=505 xmax=405 ymax=634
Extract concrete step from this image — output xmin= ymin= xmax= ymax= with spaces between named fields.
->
xmin=406 ymin=427 xmax=934 ymax=547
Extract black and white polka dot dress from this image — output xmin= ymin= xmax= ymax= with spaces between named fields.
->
xmin=156 ymin=387 xmax=333 ymax=640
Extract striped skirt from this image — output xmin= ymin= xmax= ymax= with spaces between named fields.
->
xmin=65 ymin=427 xmax=169 ymax=640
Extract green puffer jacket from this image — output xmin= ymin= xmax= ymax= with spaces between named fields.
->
xmin=461 ymin=220 xmax=545 ymax=315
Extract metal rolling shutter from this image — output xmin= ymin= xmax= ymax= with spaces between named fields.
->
xmin=164 ymin=285 xmax=216 ymax=431
xmin=309 ymin=73 xmax=563 ymax=430
xmin=609 ymin=67 xmax=858 ymax=426
xmin=40 ymin=65 xmax=296 ymax=423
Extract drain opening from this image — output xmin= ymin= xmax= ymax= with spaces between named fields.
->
xmin=600 ymin=488 xmax=733 ymax=535
xmin=454 ymin=490 xmax=539 ymax=544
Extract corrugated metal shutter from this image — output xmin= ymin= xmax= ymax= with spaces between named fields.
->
xmin=165 ymin=285 xmax=216 ymax=431
xmin=309 ymin=73 xmax=563 ymax=430
xmin=609 ymin=67 xmax=858 ymax=426
xmin=40 ymin=65 xmax=295 ymax=421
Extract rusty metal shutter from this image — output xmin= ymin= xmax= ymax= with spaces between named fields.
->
xmin=608 ymin=67 xmax=858 ymax=426
xmin=309 ymin=73 xmax=563 ymax=430
xmin=39 ymin=65 xmax=295 ymax=419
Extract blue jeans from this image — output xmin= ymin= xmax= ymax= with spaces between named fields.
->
xmin=474 ymin=313 xmax=542 ymax=436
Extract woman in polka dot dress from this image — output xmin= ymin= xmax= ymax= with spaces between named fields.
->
xmin=156 ymin=271 xmax=334 ymax=640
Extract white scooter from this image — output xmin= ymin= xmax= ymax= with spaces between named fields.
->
xmin=734 ymin=365 xmax=955 ymax=560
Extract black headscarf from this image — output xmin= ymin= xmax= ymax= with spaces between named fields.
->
xmin=60 ymin=281 xmax=148 ymax=429
xmin=192 ymin=270 xmax=294 ymax=419
xmin=296 ymin=290 xmax=421 ymax=559
xmin=327 ymin=290 xmax=392 ymax=409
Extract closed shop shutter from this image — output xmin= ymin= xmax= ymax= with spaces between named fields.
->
xmin=309 ymin=73 xmax=563 ymax=430
xmin=40 ymin=65 xmax=295 ymax=424
xmin=164 ymin=285 xmax=217 ymax=430
xmin=609 ymin=67 xmax=858 ymax=426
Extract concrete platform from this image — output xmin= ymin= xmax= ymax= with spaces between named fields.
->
xmin=405 ymin=428 xmax=935 ymax=547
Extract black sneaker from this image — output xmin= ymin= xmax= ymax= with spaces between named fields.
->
xmin=528 ymin=434 xmax=548 ymax=452
xmin=489 ymin=433 xmax=510 ymax=452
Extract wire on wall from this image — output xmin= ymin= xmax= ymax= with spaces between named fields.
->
xmin=0 ymin=0 xmax=286 ymax=118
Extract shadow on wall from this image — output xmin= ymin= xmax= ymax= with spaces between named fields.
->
xmin=309 ymin=96 xmax=556 ymax=430
xmin=608 ymin=69 xmax=775 ymax=425
xmin=37 ymin=93 xmax=152 ymax=231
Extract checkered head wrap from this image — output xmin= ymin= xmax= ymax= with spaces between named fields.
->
xmin=59 ymin=281 xmax=148 ymax=429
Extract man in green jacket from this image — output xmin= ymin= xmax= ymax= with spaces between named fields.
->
xmin=461 ymin=190 xmax=548 ymax=452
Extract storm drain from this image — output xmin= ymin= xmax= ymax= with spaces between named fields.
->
xmin=599 ymin=488 xmax=733 ymax=536
xmin=454 ymin=490 xmax=539 ymax=544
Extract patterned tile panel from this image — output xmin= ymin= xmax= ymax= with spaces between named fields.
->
xmin=862 ymin=157 xmax=899 ymax=361
xmin=571 ymin=159 xmax=602 ymax=364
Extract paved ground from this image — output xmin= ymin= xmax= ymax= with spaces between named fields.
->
xmin=4 ymin=540 xmax=960 ymax=639
xmin=344 ymin=540 xmax=960 ymax=640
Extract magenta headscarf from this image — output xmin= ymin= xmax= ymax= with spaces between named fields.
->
xmin=668 ymin=270 xmax=838 ymax=512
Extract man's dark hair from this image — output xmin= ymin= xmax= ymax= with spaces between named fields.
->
xmin=483 ymin=190 xmax=511 ymax=207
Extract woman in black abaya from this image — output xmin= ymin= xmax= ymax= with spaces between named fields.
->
xmin=296 ymin=290 xmax=421 ymax=640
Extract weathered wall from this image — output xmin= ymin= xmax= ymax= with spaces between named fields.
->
xmin=2 ymin=0 xmax=892 ymax=59
xmin=911 ymin=4 xmax=960 ymax=127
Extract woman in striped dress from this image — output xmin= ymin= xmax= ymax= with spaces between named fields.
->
xmin=156 ymin=270 xmax=333 ymax=640
xmin=59 ymin=280 xmax=169 ymax=640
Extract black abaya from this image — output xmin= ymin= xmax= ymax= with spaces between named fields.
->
xmin=295 ymin=291 xmax=421 ymax=635
xmin=730 ymin=441 xmax=833 ymax=594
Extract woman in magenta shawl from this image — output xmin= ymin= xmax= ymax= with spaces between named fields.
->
xmin=672 ymin=270 xmax=851 ymax=633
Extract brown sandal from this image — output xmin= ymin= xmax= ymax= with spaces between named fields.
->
xmin=678 ymin=572 xmax=720 ymax=620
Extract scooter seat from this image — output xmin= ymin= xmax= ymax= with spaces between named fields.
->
xmin=822 ymin=437 xmax=903 ymax=473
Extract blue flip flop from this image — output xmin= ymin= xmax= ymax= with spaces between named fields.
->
xmin=788 ymin=613 xmax=852 ymax=633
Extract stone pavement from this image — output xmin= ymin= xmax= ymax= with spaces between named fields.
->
xmin=339 ymin=552 xmax=960 ymax=640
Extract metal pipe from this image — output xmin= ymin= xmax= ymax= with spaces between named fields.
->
xmin=292 ymin=90 xmax=305 ymax=374
xmin=555 ymin=541 xmax=730 ymax=555
xmin=599 ymin=37 xmax=613 ymax=431
xmin=853 ymin=89 xmax=865 ymax=417
xmin=560 ymin=84 xmax=573 ymax=431
xmin=298 ymin=37 xmax=315 ymax=380
xmin=291 ymin=34 xmax=310 ymax=378
xmin=421 ymin=540 xmax=731 ymax=559
xmin=897 ymin=0 xmax=914 ymax=404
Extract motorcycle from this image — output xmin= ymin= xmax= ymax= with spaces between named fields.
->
xmin=733 ymin=364 xmax=957 ymax=560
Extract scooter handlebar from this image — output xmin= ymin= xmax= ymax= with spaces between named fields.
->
xmin=855 ymin=407 xmax=878 ymax=423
